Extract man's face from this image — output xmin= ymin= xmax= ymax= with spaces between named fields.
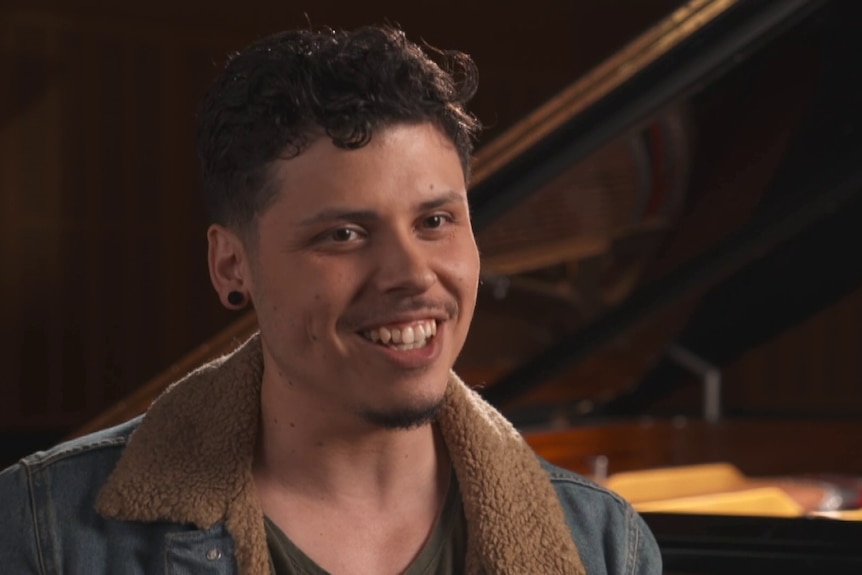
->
xmin=246 ymin=122 xmax=479 ymax=429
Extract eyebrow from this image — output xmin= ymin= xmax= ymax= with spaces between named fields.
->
xmin=296 ymin=190 xmax=466 ymax=227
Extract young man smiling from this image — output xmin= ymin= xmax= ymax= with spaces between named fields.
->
xmin=0 ymin=26 xmax=661 ymax=574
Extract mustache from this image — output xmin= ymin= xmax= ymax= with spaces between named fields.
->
xmin=341 ymin=297 xmax=458 ymax=330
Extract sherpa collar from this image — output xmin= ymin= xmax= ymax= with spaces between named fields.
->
xmin=96 ymin=334 xmax=584 ymax=574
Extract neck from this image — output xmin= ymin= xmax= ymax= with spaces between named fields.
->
xmin=253 ymin=370 xmax=450 ymax=507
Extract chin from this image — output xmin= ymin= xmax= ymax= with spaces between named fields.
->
xmin=360 ymin=396 xmax=445 ymax=431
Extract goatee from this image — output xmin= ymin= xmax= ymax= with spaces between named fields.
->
xmin=361 ymin=398 xmax=444 ymax=430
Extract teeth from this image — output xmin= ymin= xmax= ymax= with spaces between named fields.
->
xmin=363 ymin=320 xmax=437 ymax=350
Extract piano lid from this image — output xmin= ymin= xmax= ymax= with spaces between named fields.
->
xmin=460 ymin=0 xmax=862 ymax=427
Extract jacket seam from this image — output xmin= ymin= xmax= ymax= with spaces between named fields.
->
xmin=22 ymin=436 xmax=129 ymax=471
xmin=627 ymin=504 xmax=638 ymax=575
xmin=546 ymin=471 xmax=632 ymax=509
xmin=24 ymin=463 xmax=48 ymax=575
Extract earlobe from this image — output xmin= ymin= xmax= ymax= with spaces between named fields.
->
xmin=207 ymin=224 xmax=250 ymax=310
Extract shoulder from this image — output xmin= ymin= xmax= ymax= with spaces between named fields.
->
xmin=540 ymin=458 xmax=632 ymax=515
xmin=1 ymin=416 xmax=142 ymax=499
xmin=7 ymin=416 xmax=141 ymax=479
xmin=15 ymin=417 xmax=140 ymax=470
xmin=539 ymin=458 xmax=663 ymax=575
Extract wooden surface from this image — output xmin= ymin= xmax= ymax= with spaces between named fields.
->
xmin=524 ymin=418 xmax=862 ymax=478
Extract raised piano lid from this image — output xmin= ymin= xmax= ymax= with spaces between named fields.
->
xmin=463 ymin=0 xmax=862 ymax=423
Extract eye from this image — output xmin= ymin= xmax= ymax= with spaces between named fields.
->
xmin=315 ymin=226 xmax=364 ymax=246
xmin=330 ymin=227 xmax=358 ymax=242
xmin=422 ymin=214 xmax=452 ymax=229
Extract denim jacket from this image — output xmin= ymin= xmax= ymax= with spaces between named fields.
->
xmin=0 ymin=335 xmax=661 ymax=574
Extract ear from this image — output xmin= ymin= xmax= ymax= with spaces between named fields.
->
xmin=207 ymin=224 xmax=251 ymax=309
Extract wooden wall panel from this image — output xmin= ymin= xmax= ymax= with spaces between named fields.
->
xmin=0 ymin=15 xmax=233 ymax=431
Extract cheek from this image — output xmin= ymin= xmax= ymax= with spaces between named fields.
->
xmin=299 ymin=289 xmax=352 ymax=353
xmin=300 ymin=297 xmax=329 ymax=344
xmin=259 ymin=258 xmax=362 ymax=350
xmin=254 ymin=280 xmax=324 ymax=348
xmin=453 ymin=240 xmax=481 ymax=291
xmin=439 ymin=240 xmax=480 ymax=319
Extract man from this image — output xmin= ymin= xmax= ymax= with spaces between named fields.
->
xmin=0 ymin=25 xmax=661 ymax=574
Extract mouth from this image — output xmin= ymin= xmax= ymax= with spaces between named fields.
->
xmin=360 ymin=319 xmax=439 ymax=351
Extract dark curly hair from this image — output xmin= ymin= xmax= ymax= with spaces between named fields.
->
xmin=196 ymin=25 xmax=481 ymax=236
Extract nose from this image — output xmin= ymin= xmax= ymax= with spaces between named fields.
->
xmin=372 ymin=230 xmax=437 ymax=295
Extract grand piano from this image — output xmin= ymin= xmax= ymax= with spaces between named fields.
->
xmin=75 ymin=0 xmax=862 ymax=571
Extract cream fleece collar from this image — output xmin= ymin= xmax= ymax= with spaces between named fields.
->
xmin=96 ymin=334 xmax=584 ymax=574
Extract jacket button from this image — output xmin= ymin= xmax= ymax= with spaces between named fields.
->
xmin=206 ymin=548 xmax=222 ymax=561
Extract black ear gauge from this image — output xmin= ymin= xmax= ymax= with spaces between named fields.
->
xmin=227 ymin=291 xmax=245 ymax=307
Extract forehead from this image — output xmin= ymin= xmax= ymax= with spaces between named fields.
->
xmin=263 ymin=122 xmax=467 ymax=221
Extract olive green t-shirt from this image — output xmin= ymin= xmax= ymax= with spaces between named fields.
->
xmin=264 ymin=473 xmax=466 ymax=575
